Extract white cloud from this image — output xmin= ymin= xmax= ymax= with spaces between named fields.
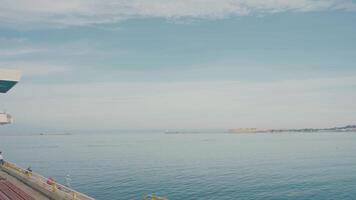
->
xmin=0 ymin=0 xmax=355 ymax=28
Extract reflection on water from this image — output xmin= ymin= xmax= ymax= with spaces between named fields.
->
xmin=1 ymin=132 xmax=356 ymax=200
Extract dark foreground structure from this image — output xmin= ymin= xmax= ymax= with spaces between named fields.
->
xmin=0 ymin=162 xmax=94 ymax=200
xmin=0 ymin=170 xmax=48 ymax=200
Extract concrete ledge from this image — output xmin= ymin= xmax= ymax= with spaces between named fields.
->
xmin=1 ymin=163 xmax=94 ymax=200
xmin=0 ymin=169 xmax=49 ymax=200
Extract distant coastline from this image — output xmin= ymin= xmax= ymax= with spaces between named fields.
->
xmin=229 ymin=125 xmax=356 ymax=133
xmin=164 ymin=125 xmax=356 ymax=134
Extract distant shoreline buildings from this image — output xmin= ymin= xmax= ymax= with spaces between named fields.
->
xmin=228 ymin=125 xmax=356 ymax=134
xmin=164 ymin=125 xmax=356 ymax=134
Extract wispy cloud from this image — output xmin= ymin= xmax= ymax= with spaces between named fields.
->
xmin=0 ymin=37 xmax=28 ymax=43
xmin=0 ymin=0 xmax=355 ymax=28
xmin=5 ymin=76 xmax=356 ymax=129
xmin=0 ymin=47 xmax=43 ymax=57
xmin=0 ymin=62 xmax=70 ymax=77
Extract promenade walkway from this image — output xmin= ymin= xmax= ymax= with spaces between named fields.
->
xmin=0 ymin=171 xmax=49 ymax=200
xmin=1 ymin=162 xmax=94 ymax=200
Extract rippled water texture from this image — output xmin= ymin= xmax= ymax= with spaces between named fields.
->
xmin=1 ymin=132 xmax=356 ymax=200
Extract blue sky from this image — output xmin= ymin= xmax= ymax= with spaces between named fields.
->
xmin=1 ymin=0 xmax=356 ymax=131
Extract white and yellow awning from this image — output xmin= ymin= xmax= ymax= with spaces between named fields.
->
xmin=0 ymin=69 xmax=22 ymax=93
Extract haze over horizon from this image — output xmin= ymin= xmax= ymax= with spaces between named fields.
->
xmin=1 ymin=0 xmax=356 ymax=132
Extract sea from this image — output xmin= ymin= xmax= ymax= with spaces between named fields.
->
xmin=0 ymin=131 xmax=356 ymax=200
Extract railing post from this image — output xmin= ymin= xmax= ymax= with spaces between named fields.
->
xmin=72 ymin=192 xmax=77 ymax=200
xmin=52 ymin=183 xmax=57 ymax=192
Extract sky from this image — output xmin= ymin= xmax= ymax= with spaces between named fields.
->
xmin=0 ymin=0 xmax=356 ymax=132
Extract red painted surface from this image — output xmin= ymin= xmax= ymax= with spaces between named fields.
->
xmin=0 ymin=176 xmax=35 ymax=200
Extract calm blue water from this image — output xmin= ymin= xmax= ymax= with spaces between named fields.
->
xmin=1 ymin=132 xmax=356 ymax=200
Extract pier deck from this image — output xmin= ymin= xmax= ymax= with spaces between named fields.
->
xmin=1 ymin=162 xmax=94 ymax=200
xmin=0 ymin=171 xmax=49 ymax=200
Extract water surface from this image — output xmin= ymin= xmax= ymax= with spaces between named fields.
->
xmin=0 ymin=132 xmax=355 ymax=200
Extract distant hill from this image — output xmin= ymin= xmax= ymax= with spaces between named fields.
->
xmin=228 ymin=125 xmax=356 ymax=133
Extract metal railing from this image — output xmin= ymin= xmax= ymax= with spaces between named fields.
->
xmin=1 ymin=161 xmax=95 ymax=200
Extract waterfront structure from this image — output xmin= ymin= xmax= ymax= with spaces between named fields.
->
xmin=0 ymin=69 xmax=21 ymax=125
xmin=1 ymin=69 xmax=167 ymax=200
xmin=228 ymin=128 xmax=259 ymax=133
xmin=0 ymin=113 xmax=12 ymax=125
xmin=0 ymin=69 xmax=21 ymax=94
xmin=1 ymin=162 xmax=94 ymax=200
xmin=0 ymin=69 xmax=95 ymax=200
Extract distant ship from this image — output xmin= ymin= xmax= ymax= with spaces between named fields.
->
xmin=164 ymin=130 xmax=181 ymax=134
